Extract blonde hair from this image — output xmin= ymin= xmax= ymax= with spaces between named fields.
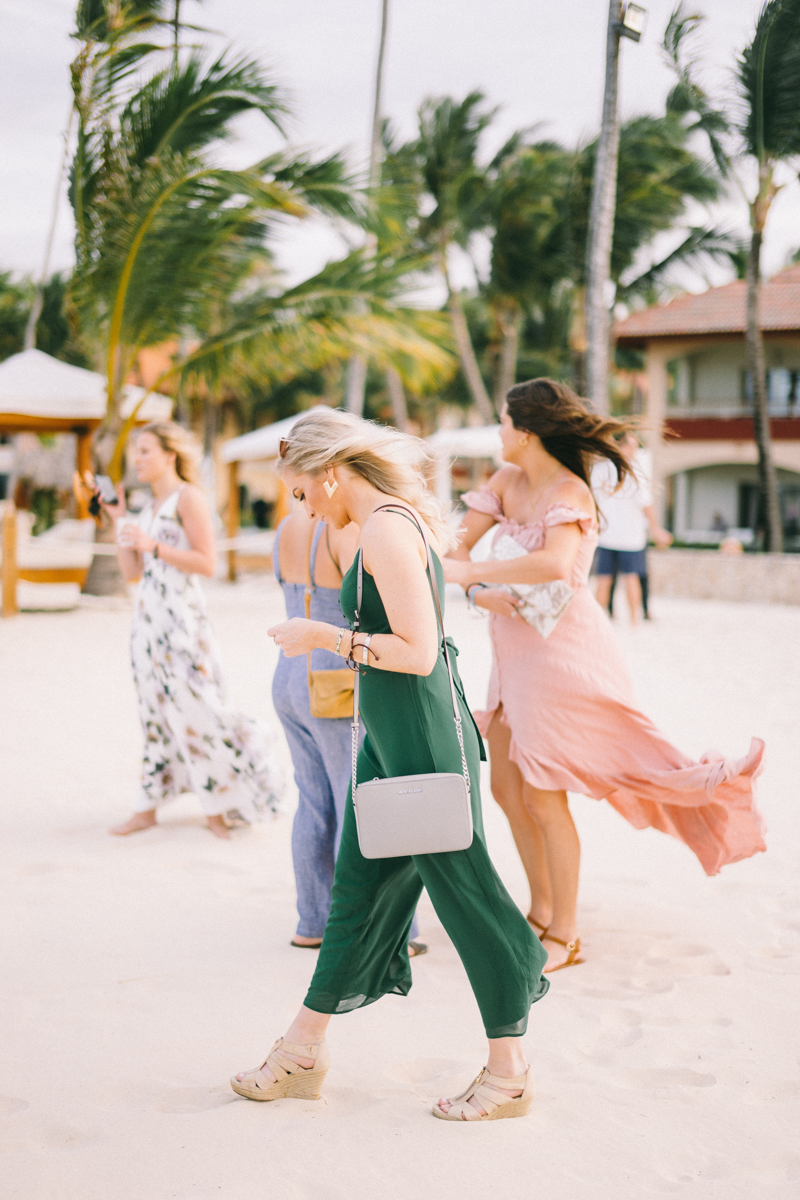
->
xmin=279 ymin=409 xmax=457 ymax=553
xmin=140 ymin=421 xmax=201 ymax=484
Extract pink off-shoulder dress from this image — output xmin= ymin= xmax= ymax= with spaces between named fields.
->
xmin=462 ymin=486 xmax=765 ymax=876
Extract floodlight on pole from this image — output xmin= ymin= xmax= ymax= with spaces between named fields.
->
xmin=619 ymin=3 xmax=647 ymax=42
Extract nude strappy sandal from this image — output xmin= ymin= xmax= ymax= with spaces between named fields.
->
xmin=230 ymin=1038 xmax=330 ymax=1102
xmin=542 ymin=934 xmax=584 ymax=972
xmin=432 ymin=1066 xmax=534 ymax=1122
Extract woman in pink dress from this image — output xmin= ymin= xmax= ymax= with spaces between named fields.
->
xmin=444 ymin=379 xmax=765 ymax=972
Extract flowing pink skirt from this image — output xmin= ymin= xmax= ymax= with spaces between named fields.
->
xmin=474 ymin=587 xmax=765 ymax=876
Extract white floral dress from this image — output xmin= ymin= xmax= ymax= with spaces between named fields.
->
xmin=130 ymin=487 xmax=283 ymax=818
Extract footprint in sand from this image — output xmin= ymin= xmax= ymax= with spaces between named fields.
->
xmin=383 ymin=1058 xmax=466 ymax=1086
xmin=745 ymin=1156 xmax=800 ymax=1183
xmin=177 ymin=860 xmax=248 ymax=877
xmin=644 ymin=942 xmax=730 ymax=977
xmin=38 ymin=1124 xmax=96 ymax=1150
xmin=742 ymin=1079 xmax=800 ymax=1104
xmin=614 ymin=1068 xmax=716 ymax=1089
xmin=600 ymin=1007 xmax=643 ymax=1028
xmin=14 ymin=862 xmax=85 ymax=875
xmin=155 ymin=1086 xmax=238 ymax=1114
xmin=0 ymin=1097 xmax=28 ymax=1117
xmin=578 ymin=1026 xmax=642 ymax=1062
xmin=746 ymin=949 xmax=800 ymax=975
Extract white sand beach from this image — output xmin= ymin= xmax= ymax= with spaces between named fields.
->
xmin=1 ymin=581 xmax=798 ymax=1199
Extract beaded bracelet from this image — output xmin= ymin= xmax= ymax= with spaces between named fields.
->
xmin=335 ymin=628 xmax=347 ymax=656
xmin=466 ymin=583 xmax=488 ymax=615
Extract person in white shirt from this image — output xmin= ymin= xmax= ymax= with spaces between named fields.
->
xmin=591 ymin=434 xmax=672 ymax=623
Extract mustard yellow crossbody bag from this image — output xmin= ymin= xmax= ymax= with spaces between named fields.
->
xmin=305 ymin=522 xmax=354 ymax=719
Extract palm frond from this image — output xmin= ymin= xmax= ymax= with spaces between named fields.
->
xmin=121 ymin=52 xmax=289 ymax=165
xmin=617 ymin=226 xmax=743 ymax=302
xmin=662 ymin=4 xmax=731 ymax=176
xmin=738 ymin=0 xmax=800 ymax=160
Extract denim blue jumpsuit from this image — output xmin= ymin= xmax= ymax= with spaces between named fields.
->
xmin=272 ymin=520 xmax=353 ymax=939
xmin=272 ymin=521 xmax=420 ymax=942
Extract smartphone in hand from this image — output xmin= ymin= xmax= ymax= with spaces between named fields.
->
xmin=94 ymin=474 xmax=119 ymax=505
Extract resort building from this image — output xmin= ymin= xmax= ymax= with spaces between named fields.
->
xmin=615 ymin=263 xmax=800 ymax=549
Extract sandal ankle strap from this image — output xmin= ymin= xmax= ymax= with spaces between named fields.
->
xmin=278 ymin=1037 xmax=324 ymax=1058
xmin=543 ymin=934 xmax=580 ymax=952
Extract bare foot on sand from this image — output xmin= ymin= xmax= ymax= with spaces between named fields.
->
xmin=110 ymin=811 xmax=157 ymax=836
xmin=207 ymin=814 xmax=232 ymax=840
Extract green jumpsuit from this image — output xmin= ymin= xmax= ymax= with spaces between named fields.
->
xmin=304 ymin=531 xmax=548 ymax=1038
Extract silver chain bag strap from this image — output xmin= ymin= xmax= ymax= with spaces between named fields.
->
xmin=350 ymin=505 xmax=474 ymax=859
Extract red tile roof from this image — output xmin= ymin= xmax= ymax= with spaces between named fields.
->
xmin=615 ymin=262 xmax=800 ymax=343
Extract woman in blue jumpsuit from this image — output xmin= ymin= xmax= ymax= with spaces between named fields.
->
xmin=272 ymin=515 xmax=422 ymax=949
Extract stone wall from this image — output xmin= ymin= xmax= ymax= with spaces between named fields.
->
xmin=647 ymin=548 xmax=800 ymax=605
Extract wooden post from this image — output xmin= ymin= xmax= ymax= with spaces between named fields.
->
xmin=2 ymin=499 xmax=18 ymax=617
xmin=272 ymin=478 xmax=292 ymax=528
xmin=227 ymin=460 xmax=239 ymax=582
xmin=75 ymin=429 xmax=93 ymax=519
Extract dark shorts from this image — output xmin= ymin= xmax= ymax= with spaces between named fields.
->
xmin=595 ymin=546 xmax=647 ymax=576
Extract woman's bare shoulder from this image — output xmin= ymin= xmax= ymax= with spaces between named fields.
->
xmin=550 ymin=474 xmax=594 ymax=512
xmin=277 ymin=506 xmax=313 ymax=547
xmin=363 ymin=505 xmax=431 ymax=563
xmin=176 ymin=483 xmax=210 ymax=516
xmin=488 ymin=464 xmax=523 ymax=495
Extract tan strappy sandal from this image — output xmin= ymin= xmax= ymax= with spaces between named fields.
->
xmin=526 ymin=916 xmax=549 ymax=939
xmin=432 ymin=1066 xmax=534 ymax=1122
xmin=542 ymin=934 xmax=584 ymax=972
xmin=230 ymin=1038 xmax=330 ymax=1102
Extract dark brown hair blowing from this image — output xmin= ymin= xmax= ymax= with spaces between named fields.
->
xmin=505 ymin=378 xmax=632 ymax=488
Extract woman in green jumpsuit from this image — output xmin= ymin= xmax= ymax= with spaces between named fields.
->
xmin=231 ymin=409 xmax=548 ymax=1122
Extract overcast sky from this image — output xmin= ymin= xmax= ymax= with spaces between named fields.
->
xmin=2 ymin=0 xmax=798 ymax=299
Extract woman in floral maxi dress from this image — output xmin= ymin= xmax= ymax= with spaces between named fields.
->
xmin=105 ymin=422 xmax=284 ymax=839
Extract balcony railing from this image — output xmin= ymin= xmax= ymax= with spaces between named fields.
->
xmin=666 ymin=402 xmax=800 ymax=419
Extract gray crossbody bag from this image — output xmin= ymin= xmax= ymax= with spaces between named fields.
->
xmin=350 ymin=505 xmax=474 ymax=859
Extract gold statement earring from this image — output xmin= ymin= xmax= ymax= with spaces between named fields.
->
xmin=323 ymin=478 xmax=339 ymax=499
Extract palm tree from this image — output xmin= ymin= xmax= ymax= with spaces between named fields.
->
xmin=663 ymin=0 xmax=800 ymax=551
xmin=482 ymin=141 xmax=573 ymax=404
xmin=475 ymin=109 xmax=726 ymax=402
xmin=736 ymin=0 xmax=800 ymax=551
xmin=67 ymin=11 xmax=444 ymax=478
xmin=412 ymin=92 xmax=496 ymax=422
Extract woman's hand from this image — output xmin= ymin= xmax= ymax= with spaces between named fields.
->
xmin=100 ymin=482 xmax=127 ymax=519
xmin=473 ymin=587 xmax=522 ymax=619
xmin=443 ymin=557 xmax=475 ymax=587
xmin=267 ymin=617 xmax=330 ymax=658
xmin=117 ymin=523 xmax=155 ymax=554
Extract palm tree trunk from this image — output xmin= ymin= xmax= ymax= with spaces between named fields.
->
xmin=345 ymin=0 xmax=391 ymax=417
xmin=441 ymin=251 xmax=493 ymax=422
xmin=448 ymin=288 xmax=494 ymax=422
xmin=584 ymin=0 xmax=621 ymax=415
xmin=493 ymin=305 xmax=519 ymax=409
xmin=385 ymin=365 xmax=409 ymax=430
xmin=569 ymin=284 xmax=587 ymax=396
xmin=746 ymin=220 xmax=782 ymax=552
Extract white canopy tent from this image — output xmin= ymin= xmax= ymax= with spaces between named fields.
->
xmin=219 ymin=408 xmax=332 ymax=580
xmin=0 ymin=348 xmax=173 ymax=518
xmin=426 ymin=424 xmax=503 ymax=505
xmin=220 ymin=405 xmax=331 ymax=464
xmin=0 ymin=349 xmax=174 ymax=615
xmin=0 ymin=348 xmax=173 ymax=424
